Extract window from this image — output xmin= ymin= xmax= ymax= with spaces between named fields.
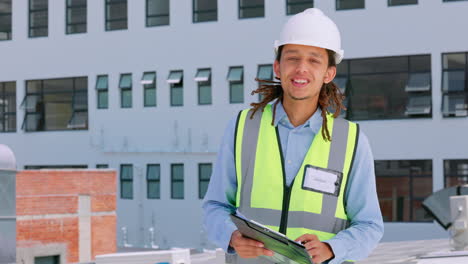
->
xmin=198 ymin=163 xmax=212 ymax=199
xmin=96 ymin=75 xmax=109 ymax=109
xmin=120 ymin=164 xmax=133 ymax=199
xmin=445 ymin=160 xmax=468 ymax=187
xmin=105 ymin=0 xmax=127 ymax=31
xmin=171 ymin=164 xmax=184 ymax=199
xmin=286 ymin=0 xmax=313 ymax=15
xmin=336 ymin=0 xmax=364 ymax=10
xmin=167 ymin=70 xmax=183 ymax=106
xmin=239 ymin=0 xmax=264 ymax=19
xmin=147 ymin=0 xmax=169 ymax=26
xmin=388 ymin=0 xmax=417 ymax=6
xmin=256 ymin=64 xmax=273 ymax=101
xmin=66 ymin=0 xmax=87 ymax=34
xmin=147 ymin=164 xmax=160 ymax=199
xmin=337 ymin=55 xmax=432 ymax=120
xmin=334 ymin=62 xmax=350 ymax=117
xmin=29 ymin=0 xmax=48 ymax=37
xmin=96 ymin=164 xmax=109 ymax=168
xmin=142 ymin=72 xmax=156 ymax=107
xmin=0 ymin=0 xmax=12 ymax=40
xmin=34 ymin=255 xmax=60 ymax=264
xmin=228 ymin=66 xmax=244 ymax=103
xmin=0 ymin=81 xmax=16 ymax=132
xmin=375 ymin=160 xmax=432 ymax=222
xmin=119 ymin=73 xmax=132 ymax=108
xmin=442 ymin=52 xmax=468 ymax=117
xmin=195 ymin=68 xmax=212 ymax=105
xmin=193 ymin=0 xmax=217 ymax=23
xmin=22 ymin=77 xmax=88 ymax=131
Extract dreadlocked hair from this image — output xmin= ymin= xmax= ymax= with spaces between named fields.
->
xmin=249 ymin=47 xmax=347 ymax=142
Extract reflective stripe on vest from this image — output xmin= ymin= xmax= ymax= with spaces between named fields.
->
xmin=234 ymin=104 xmax=359 ymax=242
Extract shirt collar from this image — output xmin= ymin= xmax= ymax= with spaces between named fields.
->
xmin=272 ymin=100 xmax=323 ymax=134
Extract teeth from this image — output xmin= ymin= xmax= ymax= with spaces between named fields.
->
xmin=294 ymin=79 xmax=307 ymax=84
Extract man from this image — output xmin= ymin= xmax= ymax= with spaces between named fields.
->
xmin=202 ymin=8 xmax=383 ymax=264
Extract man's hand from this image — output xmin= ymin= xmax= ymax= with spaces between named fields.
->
xmin=229 ymin=230 xmax=274 ymax=258
xmin=295 ymin=234 xmax=334 ymax=264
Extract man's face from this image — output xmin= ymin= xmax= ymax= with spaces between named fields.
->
xmin=274 ymin=44 xmax=336 ymax=104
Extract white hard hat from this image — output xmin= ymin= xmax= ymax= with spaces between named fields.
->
xmin=274 ymin=8 xmax=344 ymax=64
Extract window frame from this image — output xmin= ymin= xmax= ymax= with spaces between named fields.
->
xmin=146 ymin=0 xmax=170 ymax=27
xmin=0 ymin=0 xmax=12 ymax=41
xmin=0 ymin=81 xmax=16 ymax=133
xmin=171 ymin=163 xmax=184 ymax=199
xmin=441 ymin=52 xmax=468 ymax=118
xmin=29 ymin=0 xmax=48 ymax=38
xmin=444 ymin=159 xmax=468 ymax=187
xmin=388 ymin=0 xmax=418 ymax=6
xmin=142 ymin=71 xmax=157 ymax=107
xmin=105 ymin=0 xmax=128 ymax=31
xmin=168 ymin=70 xmax=184 ymax=107
xmin=21 ymin=77 xmax=88 ymax=132
xmin=238 ymin=0 xmax=265 ymax=19
xmin=198 ymin=163 xmax=212 ymax=199
xmin=193 ymin=0 xmax=218 ymax=23
xmin=375 ymin=159 xmax=433 ymax=223
xmin=195 ymin=68 xmax=212 ymax=105
xmin=337 ymin=54 xmax=432 ymax=121
xmin=228 ymin=66 xmax=244 ymax=104
xmin=96 ymin=75 xmax=109 ymax=109
xmin=256 ymin=64 xmax=273 ymax=101
xmin=120 ymin=164 xmax=133 ymax=199
xmin=286 ymin=0 xmax=314 ymax=15
xmin=66 ymin=0 xmax=87 ymax=34
xmin=34 ymin=255 xmax=60 ymax=264
xmin=147 ymin=164 xmax=161 ymax=199
xmin=119 ymin=73 xmax=132 ymax=108
xmin=335 ymin=0 xmax=365 ymax=11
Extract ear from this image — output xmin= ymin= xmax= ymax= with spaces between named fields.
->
xmin=273 ymin=60 xmax=280 ymax=79
xmin=324 ymin=66 xmax=337 ymax=84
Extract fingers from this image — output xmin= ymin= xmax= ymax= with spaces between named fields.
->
xmin=303 ymin=240 xmax=322 ymax=250
xmin=306 ymin=242 xmax=334 ymax=264
xmin=230 ymin=230 xmax=274 ymax=258
xmin=236 ymin=245 xmax=274 ymax=258
xmin=295 ymin=233 xmax=319 ymax=249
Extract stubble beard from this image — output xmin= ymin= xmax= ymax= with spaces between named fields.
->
xmin=287 ymin=92 xmax=311 ymax=101
xmin=290 ymin=95 xmax=311 ymax=101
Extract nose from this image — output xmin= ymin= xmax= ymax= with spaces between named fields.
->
xmin=295 ymin=60 xmax=308 ymax=74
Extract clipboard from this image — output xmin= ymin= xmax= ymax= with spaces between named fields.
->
xmin=230 ymin=214 xmax=314 ymax=264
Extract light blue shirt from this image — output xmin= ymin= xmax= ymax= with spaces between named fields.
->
xmin=202 ymin=102 xmax=384 ymax=264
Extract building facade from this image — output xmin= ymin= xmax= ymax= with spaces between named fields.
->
xmin=1 ymin=0 xmax=468 ymax=249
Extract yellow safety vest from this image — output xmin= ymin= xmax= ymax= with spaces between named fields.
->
xmin=234 ymin=105 xmax=358 ymax=262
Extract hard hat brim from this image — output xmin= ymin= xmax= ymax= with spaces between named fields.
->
xmin=274 ymin=40 xmax=344 ymax=64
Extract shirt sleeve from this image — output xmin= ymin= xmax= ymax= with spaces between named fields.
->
xmin=201 ymin=116 xmax=239 ymax=253
xmin=324 ymin=131 xmax=384 ymax=264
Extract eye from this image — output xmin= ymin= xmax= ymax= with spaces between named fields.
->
xmin=309 ymin=59 xmax=320 ymax=64
xmin=287 ymin=57 xmax=299 ymax=61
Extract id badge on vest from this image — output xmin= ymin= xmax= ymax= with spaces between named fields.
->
xmin=302 ymin=165 xmax=343 ymax=196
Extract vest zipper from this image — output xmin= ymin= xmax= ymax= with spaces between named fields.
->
xmin=275 ymin=127 xmax=294 ymax=235
xmin=279 ymin=181 xmax=295 ymax=234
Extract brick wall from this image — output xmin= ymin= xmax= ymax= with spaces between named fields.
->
xmin=16 ymin=170 xmax=117 ymax=263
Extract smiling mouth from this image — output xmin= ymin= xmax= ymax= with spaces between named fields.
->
xmin=291 ymin=78 xmax=310 ymax=87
